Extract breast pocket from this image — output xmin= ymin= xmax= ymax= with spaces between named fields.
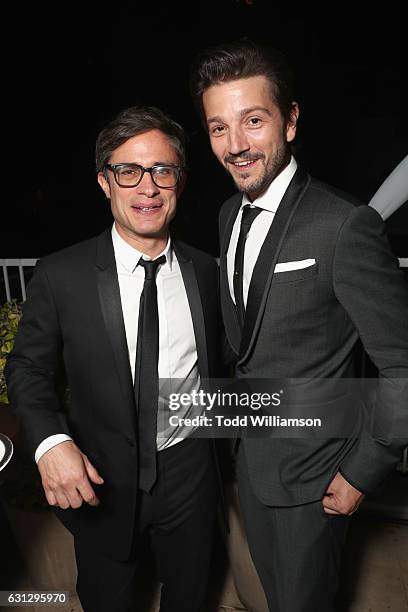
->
xmin=272 ymin=262 xmax=319 ymax=284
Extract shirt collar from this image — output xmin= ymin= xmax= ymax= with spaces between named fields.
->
xmin=241 ymin=156 xmax=297 ymax=213
xmin=111 ymin=224 xmax=173 ymax=273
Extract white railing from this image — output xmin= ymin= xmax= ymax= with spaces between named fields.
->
xmin=0 ymin=258 xmax=39 ymax=303
xmin=2 ymin=258 xmax=405 ymax=302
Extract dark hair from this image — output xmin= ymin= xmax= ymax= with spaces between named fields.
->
xmin=95 ymin=105 xmax=186 ymax=173
xmin=190 ymin=38 xmax=295 ymax=127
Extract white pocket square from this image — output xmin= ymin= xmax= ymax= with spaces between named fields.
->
xmin=274 ymin=258 xmax=316 ymax=273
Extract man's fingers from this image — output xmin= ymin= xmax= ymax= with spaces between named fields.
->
xmin=53 ymin=491 xmax=72 ymax=510
xmin=82 ymin=453 xmax=104 ymax=485
xmin=38 ymin=441 xmax=103 ymax=509
xmin=45 ymin=484 xmax=84 ymax=509
xmin=44 ymin=489 xmax=57 ymax=507
xmin=49 ymin=484 xmax=96 ymax=509
xmin=322 ymin=494 xmax=341 ymax=514
xmin=323 ymin=471 xmax=364 ymax=516
xmin=65 ymin=488 xmax=84 ymax=509
xmin=323 ymin=493 xmax=359 ymax=516
xmin=322 ymin=499 xmax=342 ymax=515
xmin=77 ymin=479 xmax=100 ymax=506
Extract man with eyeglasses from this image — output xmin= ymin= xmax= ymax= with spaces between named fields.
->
xmin=5 ymin=106 xmax=220 ymax=612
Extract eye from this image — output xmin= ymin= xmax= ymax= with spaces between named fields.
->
xmin=155 ymin=166 xmax=172 ymax=176
xmin=247 ymin=117 xmax=262 ymax=127
xmin=210 ymin=125 xmax=225 ymax=136
xmin=118 ymin=166 xmax=137 ymax=176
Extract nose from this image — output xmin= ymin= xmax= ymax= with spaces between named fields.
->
xmin=136 ymin=169 xmax=160 ymax=196
xmin=228 ymin=126 xmax=250 ymax=156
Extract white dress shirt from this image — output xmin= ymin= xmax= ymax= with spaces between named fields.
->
xmin=227 ymin=156 xmax=297 ymax=306
xmin=35 ymin=224 xmax=200 ymax=462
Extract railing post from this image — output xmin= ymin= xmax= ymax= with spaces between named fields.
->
xmin=1 ymin=261 xmax=11 ymax=302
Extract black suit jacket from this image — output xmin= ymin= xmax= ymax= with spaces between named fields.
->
xmin=219 ymin=168 xmax=408 ymax=506
xmin=5 ymin=228 xmax=221 ymax=559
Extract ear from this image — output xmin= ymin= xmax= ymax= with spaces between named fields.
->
xmin=97 ymin=172 xmax=111 ymax=199
xmin=286 ymin=102 xmax=299 ymax=143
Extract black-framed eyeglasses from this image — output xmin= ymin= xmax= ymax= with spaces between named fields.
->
xmin=104 ymin=163 xmax=183 ymax=189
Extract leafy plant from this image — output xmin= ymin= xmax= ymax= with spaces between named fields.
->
xmin=0 ymin=300 xmax=22 ymax=404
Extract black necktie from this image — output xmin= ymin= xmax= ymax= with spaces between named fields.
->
xmin=233 ymin=204 xmax=262 ymax=329
xmin=135 ymin=254 xmax=166 ymax=492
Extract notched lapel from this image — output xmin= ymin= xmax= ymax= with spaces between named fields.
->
xmin=239 ymin=169 xmax=311 ymax=363
xmin=174 ymin=242 xmax=209 ymax=379
xmin=96 ymin=231 xmax=134 ymax=403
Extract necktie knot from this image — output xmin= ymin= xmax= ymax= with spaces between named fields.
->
xmin=233 ymin=204 xmax=262 ymax=330
xmin=138 ymin=254 xmax=166 ymax=280
xmin=241 ymin=204 xmax=262 ymax=235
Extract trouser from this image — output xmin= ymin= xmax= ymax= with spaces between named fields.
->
xmin=237 ymin=446 xmax=350 ymax=612
xmin=75 ymin=437 xmax=218 ymax=612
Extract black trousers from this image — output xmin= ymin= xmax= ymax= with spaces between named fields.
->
xmin=237 ymin=446 xmax=350 ymax=612
xmin=75 ymin=438 xmax=217 ymax=612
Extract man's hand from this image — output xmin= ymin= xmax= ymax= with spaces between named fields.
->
xmin=38 ymin=440 xmax=104 ymax=509
xmin=323 ymin=471 xmax=364 ymax=515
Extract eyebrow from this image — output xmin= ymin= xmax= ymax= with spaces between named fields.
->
xmin=207 ymin=106 xmax=273 ymax=124
xmin=112 ymin=160 xmax=178 ymax=166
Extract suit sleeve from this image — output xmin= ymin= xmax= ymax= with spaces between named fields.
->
xmin=333 ymin=204 xmax=408 ymax=492
xmin=5 ymin=260 xmax=71 ymax=458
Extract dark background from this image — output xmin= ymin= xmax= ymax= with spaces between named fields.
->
xmin=3 ymin=1 xmax=407 ymax=259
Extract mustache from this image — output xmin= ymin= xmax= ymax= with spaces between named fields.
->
xmin=224 ymin=152 xmax=265 ymax=164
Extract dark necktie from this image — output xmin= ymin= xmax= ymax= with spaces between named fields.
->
xmin=233 ymin=204 xmax=262 ymax=329
xmin=134 ymin=254 xmax=166 ymax=492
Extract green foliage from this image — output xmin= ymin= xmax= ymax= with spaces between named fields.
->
xmin=0 ymin=300 xmax=22 ymax=404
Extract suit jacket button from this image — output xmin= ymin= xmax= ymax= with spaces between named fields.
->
xmin=125 ymin=437 xmax=135 ymax=447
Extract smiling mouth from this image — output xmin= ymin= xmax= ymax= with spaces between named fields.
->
xmin=131 ymin=204 xmax=163 ymax=213
xmin=228 ymin=159 xmax=259 ymax=170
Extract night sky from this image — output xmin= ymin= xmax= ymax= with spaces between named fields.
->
xmin=3 ymin=1 xmax=407 ymax=259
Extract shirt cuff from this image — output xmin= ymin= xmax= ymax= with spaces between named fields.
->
xmin=35 ymin=434 xmax=73 ymax=464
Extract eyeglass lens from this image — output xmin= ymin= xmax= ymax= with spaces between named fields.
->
xmin=114 ymin=165 xmax=178 ymax=187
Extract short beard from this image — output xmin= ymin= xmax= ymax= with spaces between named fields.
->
xmin=231 ymin=142 xmax=290 ymax=198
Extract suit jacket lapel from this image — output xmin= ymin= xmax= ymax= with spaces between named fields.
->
xmin=96 ymin=230 xmax=134 ymax=403
xmin=219 ymin=193 xmax=242 ymax=354
xmin=173 ymin=241 xmax=209 ymax=379
xmin=239 ymin=169 xmax=311 ymax=363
